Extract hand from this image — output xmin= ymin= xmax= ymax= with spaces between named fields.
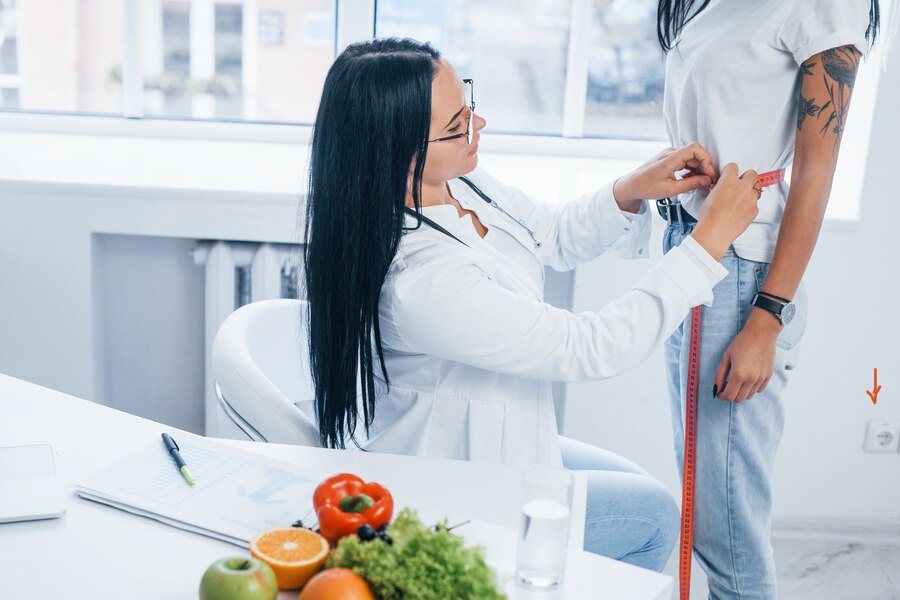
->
xmin=713 ymin=311 xmax=781 ymax=403
xmin=613 ymin=142 xmax=719 ymax=211
xmin=690 ymin=163 xmax=761 ymax=261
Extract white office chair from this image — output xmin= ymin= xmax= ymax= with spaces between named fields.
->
xmin=211 ymin=299 xmax=320 ymax=446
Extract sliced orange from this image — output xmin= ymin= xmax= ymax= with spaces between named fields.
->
xmin=249 ymin=527 xmax=330 ymax=590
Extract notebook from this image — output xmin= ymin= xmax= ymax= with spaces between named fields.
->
xmin=72 ymin=431 xmax=317 ymax=547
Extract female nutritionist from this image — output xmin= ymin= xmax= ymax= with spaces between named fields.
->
xmin=302 ymin=37 xmax=760 ymax=572
xmin=658 ymin=0 xmax=881 ymax=596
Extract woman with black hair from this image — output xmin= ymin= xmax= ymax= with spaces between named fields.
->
xmin=657 ymin=0 xmax=880 ymax=597
xmin=304 ymin=37 xmax=762 ymax=570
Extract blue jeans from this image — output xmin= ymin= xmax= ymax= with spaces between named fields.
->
xmin=662 ymin=223 xmax=807 ymax=599
xmin=560 ymin=436 xmax=680 ymax=572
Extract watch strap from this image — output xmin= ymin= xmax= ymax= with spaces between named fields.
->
xmin=758 ymin=290 xmax=792 ymax=304
xmin=752 ymin=293 xmax=785 ymax=320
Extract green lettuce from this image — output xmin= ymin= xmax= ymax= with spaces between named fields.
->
xmin=325 ymin=508 xmax=506 ymax=599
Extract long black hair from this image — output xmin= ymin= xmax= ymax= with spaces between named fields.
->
xmin=657 ymin=0 xmax=881 ymax=52
xmin=303 ymin=38 xmax=441 ymax=449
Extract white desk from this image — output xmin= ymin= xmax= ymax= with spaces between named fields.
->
xmin=0 ymin=374 xmax=673 ymax=599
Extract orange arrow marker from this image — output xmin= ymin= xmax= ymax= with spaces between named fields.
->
xmin=867 ymin=368 xmax=881 ymax=405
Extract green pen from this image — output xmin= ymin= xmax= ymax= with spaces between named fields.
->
xmin=161 ymin=433 xmax=196 ymax=486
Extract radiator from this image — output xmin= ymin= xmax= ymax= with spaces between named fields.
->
xmin=193 ymin=241 xmax=303 ymax=438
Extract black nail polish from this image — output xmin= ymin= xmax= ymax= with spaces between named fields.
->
xmin=713 ymin=384 xmax=718 ymax=398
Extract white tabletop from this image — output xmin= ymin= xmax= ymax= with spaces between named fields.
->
xmin=0 ymin=373 xmax=673 ymax=599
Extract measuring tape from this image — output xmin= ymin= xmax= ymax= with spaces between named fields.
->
xmin=679 ymin=167 xmax=785 ymax=600
xmin=755 ymin=169 xmax=786 ymax=188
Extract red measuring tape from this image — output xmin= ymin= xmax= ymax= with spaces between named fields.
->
xmin=755 ymin=169 xmax=786 ymax=188
xmin=679 ymin=167 xmax=785 ymax=600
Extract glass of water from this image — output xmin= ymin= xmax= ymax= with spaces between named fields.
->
xmin=515 ymin=465 xmax=574 ymax=591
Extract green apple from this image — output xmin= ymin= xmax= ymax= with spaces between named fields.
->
xmin=199 ymin=557 xmax=278 ymax=600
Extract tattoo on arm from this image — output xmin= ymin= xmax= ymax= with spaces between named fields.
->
xmin=797 ymin=90 xmax=820 ymax=130
xmin=796 ymin=46 xmax=862 ymax=151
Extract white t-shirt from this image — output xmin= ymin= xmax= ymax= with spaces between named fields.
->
xmin=663 ymin=0 xmax=871 ymax=262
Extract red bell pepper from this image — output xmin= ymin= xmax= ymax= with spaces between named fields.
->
xmin=313 ymin=473 xmax=393 ymax=546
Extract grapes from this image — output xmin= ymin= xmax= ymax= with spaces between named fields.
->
xmin=357 ymin=524 xmax=378 ymax=541
xmin=357 ymin=523 xmax=393 ymax=545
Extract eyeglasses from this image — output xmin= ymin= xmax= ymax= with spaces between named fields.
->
xmin=429 ymin=79 xmax=475 ymax=145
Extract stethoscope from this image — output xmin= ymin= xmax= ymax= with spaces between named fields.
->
xmin=403 ymin=176 xmax=542 ymax=249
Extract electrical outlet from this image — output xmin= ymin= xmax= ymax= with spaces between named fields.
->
xmin=863 ymin=420 xmax=900 ymax=453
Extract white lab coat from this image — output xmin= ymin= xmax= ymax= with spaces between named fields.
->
xmin=361 ymin=167 xmax=727 ymax=466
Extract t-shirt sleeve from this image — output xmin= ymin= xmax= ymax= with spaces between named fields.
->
xmin=779 ymin=0 xmax=871 ymax=66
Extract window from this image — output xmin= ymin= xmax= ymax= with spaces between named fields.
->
xmin=0 ymin=0 xmax=20 ymax=108
xmin=374 ymin=0 xmax=667 ymax=140
xmin=0 ymin=0 xmax=16 ymax=72
xmin=0 ymin=0 xmax=333 ymax=122
xmin=2 ymin=0 xmax=664 ymax=135
xmin=583 ymin=0 xmax=664 ymax=139
xmin=141 ymin=0 xmax=335 ymax=122
xmin=155 ymin=1 xmax=192 ymax=116
xmin=376 ymin=0 xmax=572 ymax=136
xmin=0 ymin=0 xmax=891 ymax=175
xmin=214 ymin=3 xmax=244 ymax=118
xmin=1 ymin=0 xmax=123 ymax=114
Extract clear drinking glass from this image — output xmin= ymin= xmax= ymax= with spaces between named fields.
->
xmin=515 ymin=465 xmax=574 ymax=591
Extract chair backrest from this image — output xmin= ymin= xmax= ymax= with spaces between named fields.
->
xmin=212 ymin=299 xmax=320 ymax=446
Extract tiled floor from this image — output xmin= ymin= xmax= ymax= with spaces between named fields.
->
xmin=663 ymin=532 xmax=900 ymax=599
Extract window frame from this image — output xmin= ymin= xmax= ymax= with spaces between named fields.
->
xmin=0 ymin=0 xmax=894 ymax=217
xmin=1 ymin=0 xmax=613 ymax=138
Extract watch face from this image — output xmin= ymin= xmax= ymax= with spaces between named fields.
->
xmin=781 ymin=303 xmax=797 ymax=325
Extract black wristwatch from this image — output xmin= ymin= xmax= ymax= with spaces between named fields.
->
xmin=751 ymin=292 xmax=796 ymax=326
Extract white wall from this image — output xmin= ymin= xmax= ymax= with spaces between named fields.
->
xmin=562 ymin=57 xmax=900 ymax=521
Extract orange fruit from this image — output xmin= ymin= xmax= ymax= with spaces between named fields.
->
xmin=298 ymin=568 xmax=375 ymax=600
xmin=249 ymin=528 xmax=329 ymax=590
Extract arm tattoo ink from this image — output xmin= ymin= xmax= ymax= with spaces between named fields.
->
xmin=797 ymin=46 xmax=861 ymax=151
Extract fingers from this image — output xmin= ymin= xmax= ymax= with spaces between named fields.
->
xmin=714 ymin=351 xmax=746 ymax=402
xmin=714 ymin=353 xmax=730 ymax=397
xmin=746 ymin=380 xmax=766 ymax=401
xmin=690 ymin=169 xmax=715 ymax=191
xmin=735 ymin=383 xmax=754 ymax=403
xmin=720 ymin=163 xmax=740 ymax=180
xmin=719 ymin=376 xmax=758 ymax=403
xmin=738 ymin=381 xmax=759 ymax=403
xmin=718 ymin=374 xmax=769 ymax=403
xmin=670 ymin=173 xmax=714 ymax=195
xmin=718 ymin=378 xmax=744 ymax=402
xmin=671 ymin=142 xmax=719 ymax=182
xmin=740 ymin=169 xmax=759 ymax=186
